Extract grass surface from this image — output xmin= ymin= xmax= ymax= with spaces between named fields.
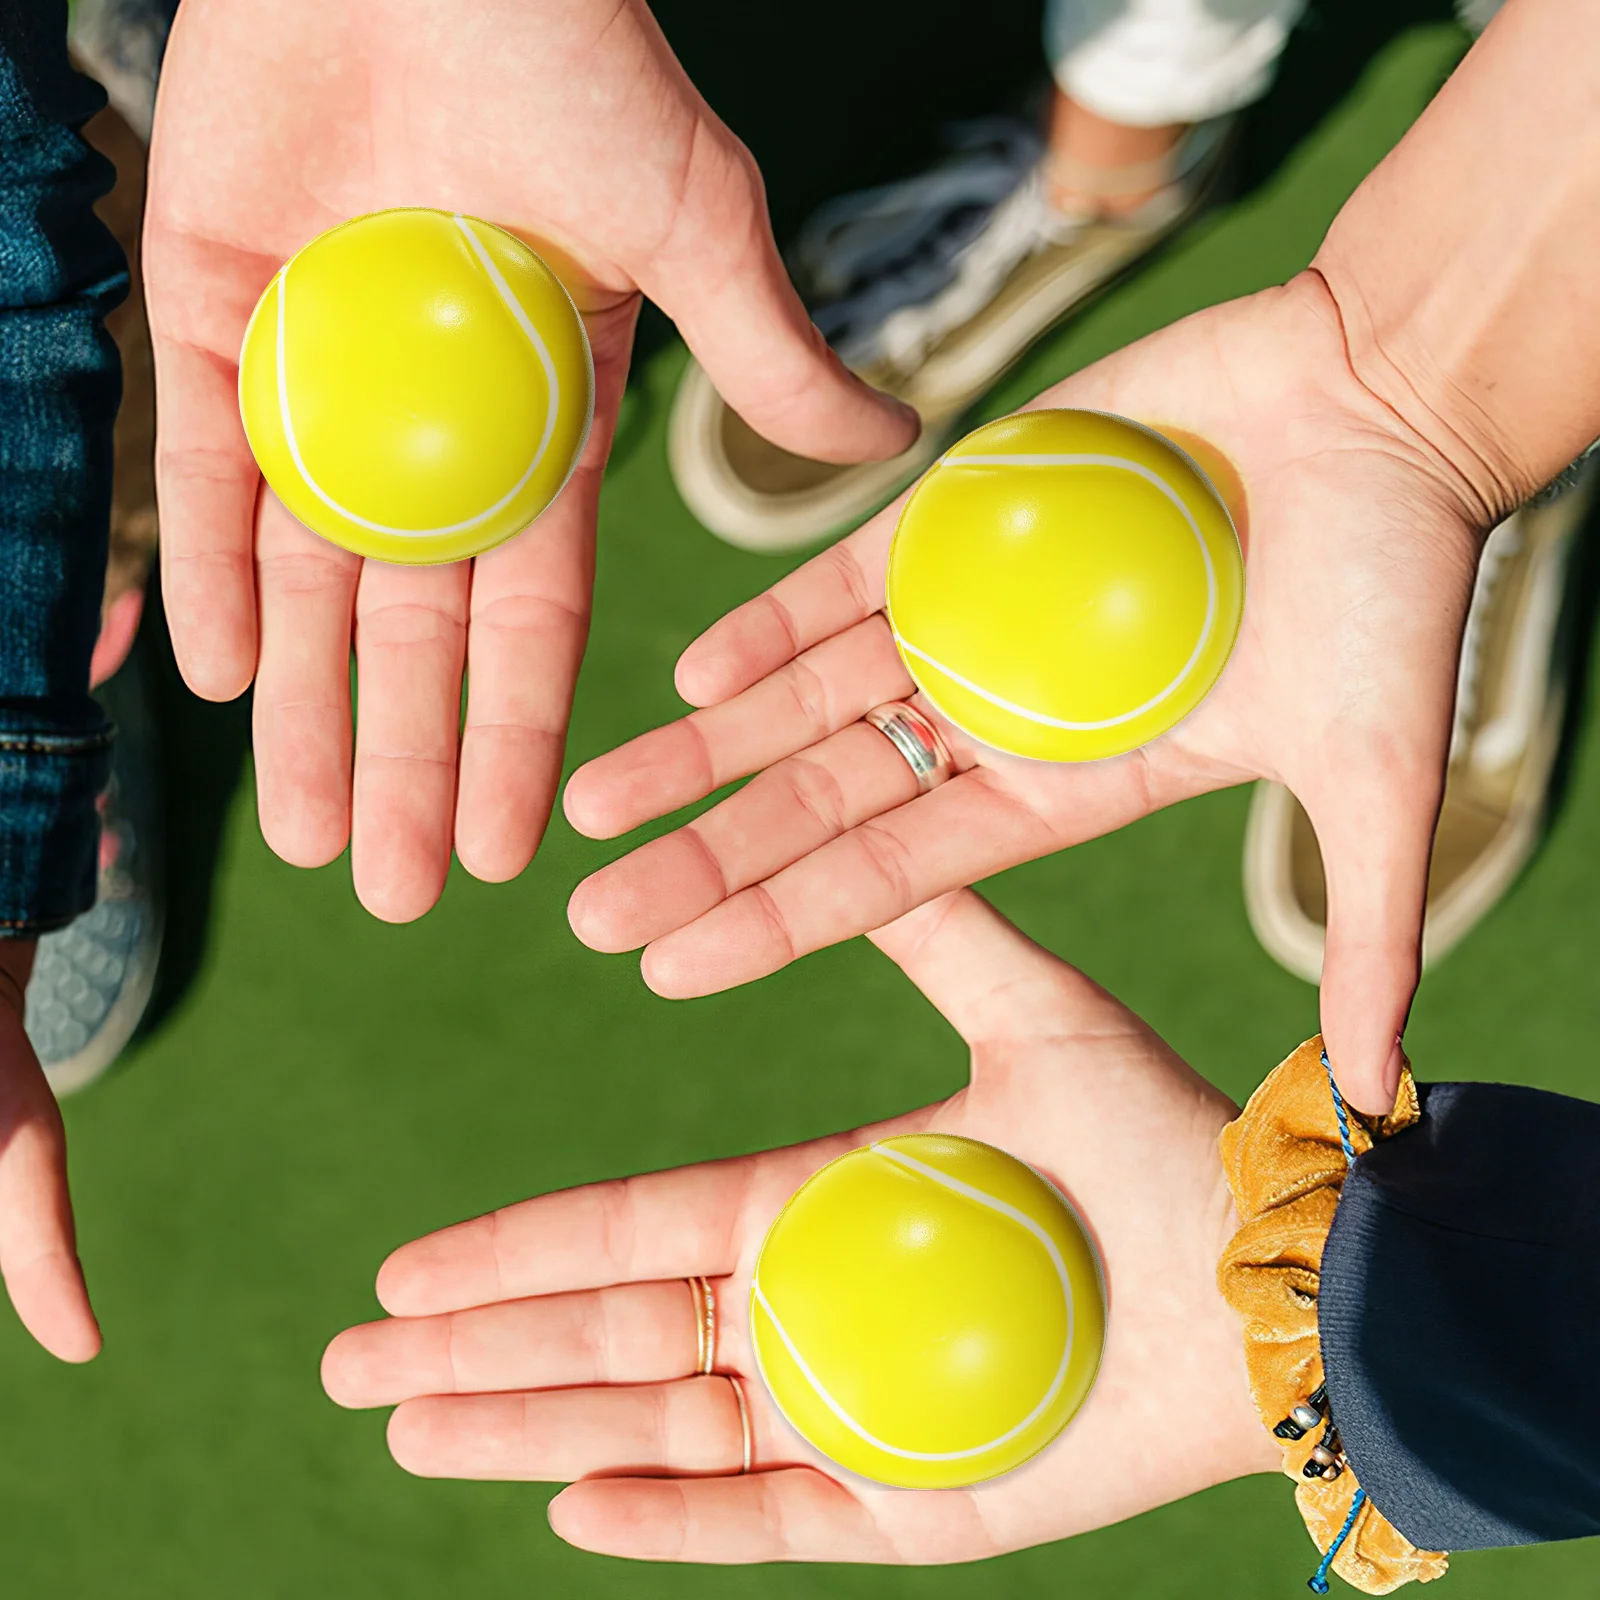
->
xmin=6 ymin=17 xmax=1600 ymax=1597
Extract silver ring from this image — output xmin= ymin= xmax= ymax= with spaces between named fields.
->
xmin=728 ymin=1375 xmax=752 ymax=1474
xmin=864 ymin=701 xmax=953 ymax=794
xmin=687 ymin=1276 xmax=716 ymax=1376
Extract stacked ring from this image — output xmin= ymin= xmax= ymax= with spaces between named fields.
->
xmin=686 ymin=1277 xmax=750 ymax=1473
xmin=687 ymin=1275 xmax=716 ymax=1376
xmin=728 ymin=1375 xmax=753 ymax=1475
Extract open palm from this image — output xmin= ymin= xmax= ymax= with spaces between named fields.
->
xmin=323 ymin=889 xmax=1271 ymax=1561
xmin=143 ymin=0 xmax=914 ymax=921
xmin=564 ymin=273 xmax=1489 ymax=1112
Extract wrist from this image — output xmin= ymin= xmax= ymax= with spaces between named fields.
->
xmin=1308 ymin=250 xmax=1548 ymax=528
xmin=1310 ymin=0 xmax=1600 ymax=522
xmin=1277 ymin=267 xmax=1496 ymax=541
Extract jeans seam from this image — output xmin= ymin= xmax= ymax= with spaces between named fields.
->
xmin=0 ymin=731 xmax=114 ymax=756
xmin=0 ymin=913 xmax=76 ymax=934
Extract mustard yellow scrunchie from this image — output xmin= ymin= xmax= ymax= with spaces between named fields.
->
xmin=1218 ymin=1036 xmax=1449 ymax=1594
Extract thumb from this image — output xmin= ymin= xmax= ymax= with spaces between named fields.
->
xmin=0 ymin=960 xmax=100 ymax=1363
xmin=867 ymin=889 xmax=1128 ymax=1049
xmin=1303 ymin=757 xmax=1443 ymax=1116
xmin=637 ymin=127 xmax=920 ymax=466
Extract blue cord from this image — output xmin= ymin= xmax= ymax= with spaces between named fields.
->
xmin=1308 ymin=1489 xmax=1368 ymax=1593
xmin=1305 ymin=1050 xmax=1364 ymax=1592
xmin=1321 ymin=1049 xmax=1358 ymax=1170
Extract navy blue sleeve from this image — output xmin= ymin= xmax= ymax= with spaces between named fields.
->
xmin=1320 ymin=1080 xmax=1600 ymax=1550
xmin=0 ymin=2 xmax=127 ymax=935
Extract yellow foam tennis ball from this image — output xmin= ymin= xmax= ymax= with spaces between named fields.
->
xmin=751 ymin=1133 xmax=1104 ymax=1489
xmin=238 ymin=207 xmax=593 ymax=565
xmin=886 ymin=410 xmax=1243 ymax=762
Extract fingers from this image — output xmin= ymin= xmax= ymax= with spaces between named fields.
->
xmin=453 ymin=489 xmax=595 ymax=885
xmin=386 ymin=1376 xmax=751 ymax=1483
xmin=0 ymin=1005 xmax=99 ymax=1363
xmin=569 ymin=718 xmax=923 ymax=954
xmin=564 ymin=615 xmax=910 ymax=842
xmin=375 ymin=1158 xmax=764 ymax=1317
xmin=550 ymin=1468 xmax=895 ymax=1563
xmin=455 ymin=305 xmax=630 ymax=882
xmin=866 ymin=890 xmax=1127 ymax=1048
xmin=673 ymin=508 xmax=900 ymax=708
xmin=323 ymin=1279 xmax=705 ymax=1408
xmin=252 ymin=490 xmax=359 ymax=868
xmin=151 ymin=334 xmax=262 ymax=702
xmin=255 ymin=500 xmax=588 ymax=900
xmin=348 ymin=560 xmax=471 ymax=923
xmin=1305 ymin=764 xmax=1441 ymax=1115
xmin=636 ymin=755 xmax=1165 ymax=999
xmin=644 ymin=127 xmax=917 ymax=469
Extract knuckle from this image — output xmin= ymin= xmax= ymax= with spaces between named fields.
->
xmin=777 ymin=656 xmax=834 ymax=738
xmin=597 ymin=1177 xmax=641 ymax=1278
xmin=443 ymin=1313 xmax=467 ymax=1394
xmin=825 ymin=542 xmax=877 ymax=621
xmin=156 ymin=442 xmax=248 ymax=490
xmin=781 ymin=754 xmax=848 ymax=838
xmin=578 ymin=1287 xmax=613 ymax=1384
xmin=681 ymin=824 xmax=731 ymax=900
xmin=648 ymin=1378 xmax=678 ymax=1462
xmin=258 ymin=547 xmax=351 ymax=599
xmin=747 ymin=884 xmax=799 ymax=965
xmin=681 ymin=715 xmax=722 ymax=799
xmin=851 ymin=820 xmax=915 ymax=907
xmin=357 ymin=600 xmax=467 ymax=651
xmin=471 ymin=590 xmax=588 ymax=640
xmin=752 ymin=592 xmax=803 ymax=664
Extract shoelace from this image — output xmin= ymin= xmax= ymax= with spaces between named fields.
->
xmin=798 ymin=115 xmax=1226 ymax=374
xmin=795 ymin=118 xmax=1044 ymax=296
xmin=796 ymin=118 xmax=1048 ymax=369
xmin=865 ymin=170 xmax=1083 ymax=372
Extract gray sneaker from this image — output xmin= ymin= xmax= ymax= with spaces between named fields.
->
xmin=26 ymin=642 xmax=164 ymax=1097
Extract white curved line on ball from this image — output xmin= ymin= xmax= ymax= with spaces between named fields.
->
xmin=273 ymin=214 xmax=559 ymax=538
xmin=896 ymin=453 xmax=1219 ymax=731
xmin=751 ymin=1142 xmax=1074 ymax=1463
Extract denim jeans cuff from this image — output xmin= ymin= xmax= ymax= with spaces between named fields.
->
xmin=0 ymin=718 xmax=113 ymax=936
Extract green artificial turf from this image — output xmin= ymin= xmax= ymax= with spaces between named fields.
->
xmin=5 ymin=17 xmax=1600 ymax=1597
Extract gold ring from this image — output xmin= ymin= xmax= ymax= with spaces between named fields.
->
xmin=863 ymin=701 xmax=953 ymax=794
xmin=728 ymin=1374 xmax=752 ymax=1474
xmin=686 ymin=1275 xmax=716 ymax=1376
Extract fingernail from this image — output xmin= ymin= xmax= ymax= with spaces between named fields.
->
xmin=888 ymin=395 xmax=922 ymax=434
xmin=1382 ymin=1035 xmax=1405 ymax=1103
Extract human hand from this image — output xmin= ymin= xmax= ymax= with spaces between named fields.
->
xmin=0 ymin=943 xmax=100 ymax=1363
xmin=564 ymin=272 xmax=1491 ymax=1113
xmin=323 ymin=888 xmax=1272 ymax=1560
xmin=144 ymin=0 xmax=915 ymax=922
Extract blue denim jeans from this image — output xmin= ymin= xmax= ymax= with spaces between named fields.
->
xmin=0 ymin=3 xmax=127 ymax=935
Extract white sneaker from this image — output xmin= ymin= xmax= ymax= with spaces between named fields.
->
xmin=669 ymin=114 xmax=1235 ymax=553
